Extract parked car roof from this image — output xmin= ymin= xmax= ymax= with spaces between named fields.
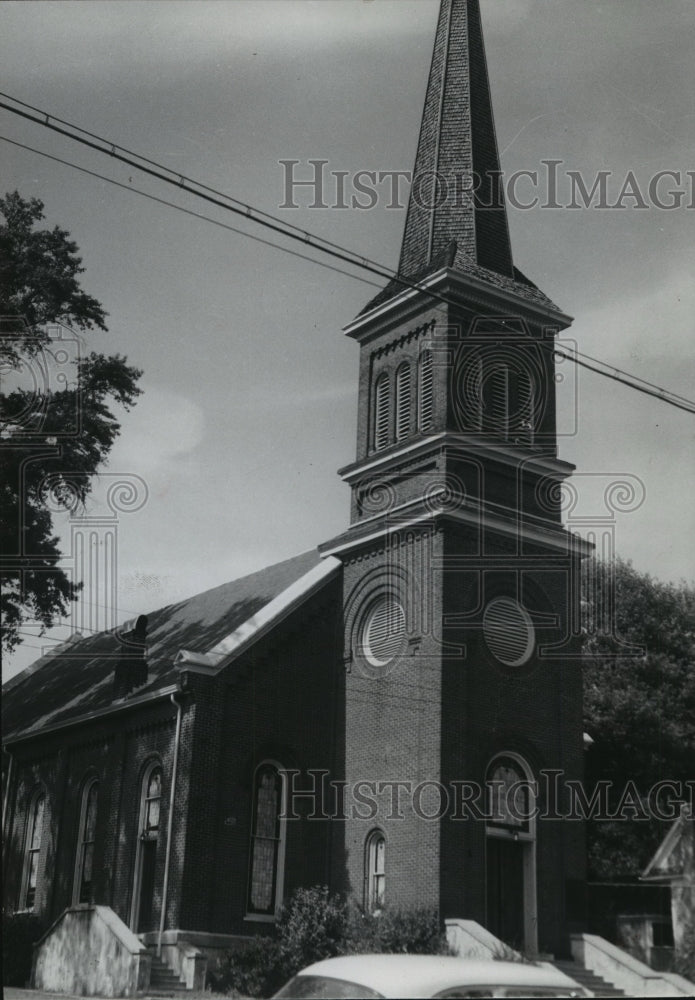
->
xmin=272 ymin=954 xmax=587 ymax=998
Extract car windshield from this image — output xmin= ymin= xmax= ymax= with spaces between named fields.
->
xmin=273 ymin=974 xmax=385 ymax=999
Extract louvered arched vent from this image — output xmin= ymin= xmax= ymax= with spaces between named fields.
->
xmin=487 ymin=364 xmax=509 ymax=439
xmin=396 ymin=363 xmax=412 ymax=442
xmin=374 ymin=374 xmax=390 ymax=451
xmin=514 ymin=369 xmax=535 ymax=446
xmin=483 ymin=597 xmax=534 ymax=666
xmin=419 ymin=351 xmax=434 ymax=431
xmin=363 ymin=599 xmax=406 ymax=667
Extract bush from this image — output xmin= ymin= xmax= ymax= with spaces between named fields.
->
xmin=2 ymin=910 xmax=48 ymax=986
xmin=208 ymin=935 xmax=282 ymax=999
xmin=675 ymin=935 xmax=695 ymax=983
xmin=344 ymin=903 xmax=452 ymax=956
xmin=213 ymin=888 xmax=450 ymax=996
xmin=277 ymin=885 xmax=347 ymax=974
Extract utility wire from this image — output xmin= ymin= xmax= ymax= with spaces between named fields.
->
xmin=554 ymin=348 xmax=695 ymax=415
xmin=2 ymin=93 xmax=694 ymax=414
xmin=0 ymin=91 xmax=378 ymax=266
xmin=0 ymin=96 xmax=417 ymax=293
xmin=0 ymin=135 xmax=383 ymax=292
xmin=561 ymin=346 xmax=694 ymax=410
xmin=0 ymin=94 xmax=603 ymax=338
xmin=17 ymin=623 xmax=105 ymax=638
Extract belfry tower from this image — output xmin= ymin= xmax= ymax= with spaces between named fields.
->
xmin=322 ymin=0 xmax=590 ymax=956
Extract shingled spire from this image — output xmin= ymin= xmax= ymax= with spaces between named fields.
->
xmin=399 ymin=0 xmax=514 ymax=281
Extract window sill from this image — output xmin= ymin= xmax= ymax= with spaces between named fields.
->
xmin=244 ymin=913 xmax=277 ymax=924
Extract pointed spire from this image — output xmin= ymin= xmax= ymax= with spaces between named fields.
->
xmin=399 ymin=0 xmax=514 ymax=280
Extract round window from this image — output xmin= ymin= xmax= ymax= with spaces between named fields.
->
xmin=483 ymin=597 xmax=535 ymax=667
xmin=362 ymin=599 xmax=406 ymax=668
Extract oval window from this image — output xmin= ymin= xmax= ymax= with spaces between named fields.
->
xmin=483 ymin=597 xmax=534 ymax=666
xmin=363 ymin=599 xmax=406 ymax=668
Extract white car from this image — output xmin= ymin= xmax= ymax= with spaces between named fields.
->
xmin=272 ymin=954 xmax=589 ymax=998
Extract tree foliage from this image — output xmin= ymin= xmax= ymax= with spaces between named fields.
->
xmin=1 ymin=191 xmax=142 ymax=652
xmin=582 ymin=557 xmax=695 ymax=878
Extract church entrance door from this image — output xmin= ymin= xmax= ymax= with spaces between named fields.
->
xmin=485 ymin=753 xmax=538 ymax=953
xmin=486 ymin=836 xmax=525 ymax=948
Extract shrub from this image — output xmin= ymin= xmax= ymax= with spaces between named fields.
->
xmin=490 ymin=941 xmax=532 ymax=963
xmin=344 ymin=903 xmax=452 ymax=956
xmin=213 ymin=888 xmax=450 ymax=996
xmin=675 ymin=935 xmax=695 ymax=983
xmin=2 ymin=910 xmax=48 ymax=986
xmin=208 ymin=936 xmax=282 ymax=999
xmin=371 ymin=905 xmax=452 ymax=955
xmin=277 ymin=885 xmax=347 ymax=975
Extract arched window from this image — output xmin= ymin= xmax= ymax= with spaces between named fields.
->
xmin=73 ymin=778 xmax=99 ymax=904
xmin=418 ymin=351 xmax=434 ymax=432
xmin=395 ymin=363 xmax=412 ymax=442
xmin=22 ymin=790 xmax=46 ymax=910
xmin=247 ymin=761 xmax=287 ymax=919
xmin=131 ymin=762 xmax=162 ymax=931
xmin=365 ymin=830 xmax=386 ymax=912
xmin=374 ymin=373 xmax=390 ymax=451
xmin=486 ymin=755 xmax=535 ymax=832
xmin=142 ymin=766 xmax=162 ymax=837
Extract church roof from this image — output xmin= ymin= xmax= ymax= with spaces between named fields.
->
xmin=642 ymin=804 xmax=695 ymax=884
xmin=2 ymin=548 xmax=323 ymax=743
xmin=361 ymin=0 xmax=562 ymax=318
xmin=360 ymin=243 xmax=563 ymax=317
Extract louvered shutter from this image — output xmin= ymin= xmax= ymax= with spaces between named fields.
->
xmin=515 ymin=369 xmax=534 ymax=445
xmin=483 ymin=598 xmax=534 ymax=666
xmin=396 ymin=363 xmax=411 ymax=441
xmin=419 ymin=351 xmax=434 ymax=431
xmin=488 ymin=364 xmax=509 ymax=439
xmin=374 ymin=374 xmax=390 ymax=450
xmin=470 ymin=354 xmax=484 ymax=430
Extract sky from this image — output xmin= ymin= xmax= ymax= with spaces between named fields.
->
xmin=2 ymin=0 xmax=694 ymax=682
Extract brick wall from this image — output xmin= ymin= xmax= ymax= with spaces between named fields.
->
xmin=180 ymin=575 xmax=344 ymax=936
xmin=3 ymin=697 xmax=188 ymax=936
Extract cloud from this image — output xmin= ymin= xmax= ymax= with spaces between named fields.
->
xmin=573 ymin=265 xmax=694 ymax=375
xmin=2 ymin=0 xmax=434 ymax=84
xmin=107 ymin=384 xmax=205 ymax=475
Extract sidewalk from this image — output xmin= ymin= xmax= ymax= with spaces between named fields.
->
xmin=4 ymin=991 xmax=103 ymax=1000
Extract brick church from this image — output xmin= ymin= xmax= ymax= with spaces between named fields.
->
xmin=3 ymin=0 xmax=592 ymax=982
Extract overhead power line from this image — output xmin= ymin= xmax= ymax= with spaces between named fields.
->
xmin=1 ymin=93 xmax=694 ymax=415
xmin=554 ymin=348 xmax=695 ymax=415
xmin=0 ymin=135 xmax=383 ymax=292
xmin=0 ymin=94 xmax=412 ymax=291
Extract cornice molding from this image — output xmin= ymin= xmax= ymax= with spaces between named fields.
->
xmin=321 ymin=504 xmax=592 ymax=561
xmin=345 ymin=268 xmax=573 ymax=343
xmin=340 ymin=431 xmax=575 ymax=484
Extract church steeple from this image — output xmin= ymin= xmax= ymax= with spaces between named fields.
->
xmin=399 ymin=0 xmax=514 ymax=280
xmin=328 ymin=0 xmax=576 ymax=547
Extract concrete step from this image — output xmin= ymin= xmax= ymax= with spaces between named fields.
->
xmin=553 ymin=959 xmax=627 ymax=996
xmin=147 ymin=955 xmax=191 ymax=993
xmin=143 ymin=991 xmax=191 ymax=998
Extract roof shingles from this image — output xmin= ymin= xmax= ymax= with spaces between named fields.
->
xmin=2 ymin=549 xmax=321 ymax=741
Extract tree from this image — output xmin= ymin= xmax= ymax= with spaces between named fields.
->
xmin=582 ymin=557 xmax=695 ymax=879
xmin=1 ymin=191 xmax=142 ymax=652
